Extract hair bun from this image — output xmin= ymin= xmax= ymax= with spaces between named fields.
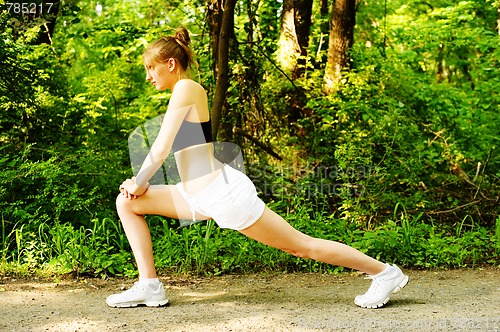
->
xmin=174 ymin=26 xmax=191 ymax=47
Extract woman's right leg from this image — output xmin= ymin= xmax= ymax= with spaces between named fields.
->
xmin=115 ymin=184 xmax=209 ymax=279
xmin=108 ymin=185 xmax=207 ymax=307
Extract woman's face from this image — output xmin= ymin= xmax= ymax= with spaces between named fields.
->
xmin=145 ymin=60 xmax=174 ymax=91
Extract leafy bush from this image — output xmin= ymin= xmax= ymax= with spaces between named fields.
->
xmin=2 ymin=203 xmax=497 ymax=278
xmin=1 ymin=0 xmax=499 ymax=278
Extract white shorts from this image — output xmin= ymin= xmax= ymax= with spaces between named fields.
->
xmin=175 ymin=164 xmax=266 ymax=230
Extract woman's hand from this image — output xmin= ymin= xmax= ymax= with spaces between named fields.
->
xmin=119 ymin=177 xmax=149 ymax=199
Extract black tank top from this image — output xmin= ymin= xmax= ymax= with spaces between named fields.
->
xmin=172 ymin=120 xmax=212 ymax=153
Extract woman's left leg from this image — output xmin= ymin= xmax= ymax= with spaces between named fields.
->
xmin=239 ymin=206 xmax=408 ymax=308
xmin=238 ymin=206 xmax=386 ymax=275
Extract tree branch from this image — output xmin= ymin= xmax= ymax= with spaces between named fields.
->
xmin=234 ymin=128 xmax=282 ymax=160
xmin=426 ymin=200 xmax=482 ymax=215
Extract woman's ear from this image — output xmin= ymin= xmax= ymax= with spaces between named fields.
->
xmin=168 ymin=58 xmax=176 ymax=72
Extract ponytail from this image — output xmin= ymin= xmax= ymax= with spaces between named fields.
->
xmin=142 ymin=26 xmax=195 ymax=71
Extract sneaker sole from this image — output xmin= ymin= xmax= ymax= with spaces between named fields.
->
xmin=356 ymin=275 xmax=409 ymax=309
xmin=107 ymin=299 xmax=169 ymax=308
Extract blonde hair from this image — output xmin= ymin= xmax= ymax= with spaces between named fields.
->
xmin=142 ymin=26 xmax=195 ymax=72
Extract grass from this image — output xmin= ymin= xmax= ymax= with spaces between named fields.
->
xmin=1 ymin=204 xmax=498 ymax=278
xmin=496 ymin=215 xmax=500 ymax=254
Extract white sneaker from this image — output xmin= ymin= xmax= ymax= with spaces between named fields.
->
xmin=106 ymin=282 xmax=169 ymax=308
xmin=354 ymin=264 xmax=408 ymax=308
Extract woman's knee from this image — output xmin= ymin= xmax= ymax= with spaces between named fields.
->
xmin=116 ymin=193 xmax=138 ymax=215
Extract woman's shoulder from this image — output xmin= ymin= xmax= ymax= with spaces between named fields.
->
xmin=170 ymin=79 xmax=208 ymax=110
xmin=174 ymin=79 xmax=206 ymax=93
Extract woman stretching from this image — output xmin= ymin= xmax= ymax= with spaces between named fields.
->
xmin=106 ymin=27 xmax=408 ymax=309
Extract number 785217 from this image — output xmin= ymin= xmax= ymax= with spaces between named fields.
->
xmin=6 ymin=2 xmax=54 ymax=15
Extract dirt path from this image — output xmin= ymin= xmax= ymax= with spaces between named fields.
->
xmin=1 ymin=268 xmax=499 ymax=331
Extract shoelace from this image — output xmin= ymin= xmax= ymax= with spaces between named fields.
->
xmin=363 ymin=275 xmax=390 ymax=295
xmin=126 ymin=282 xmax=146 ymax=293
xmin=129 ymin=282 xmax=161 ymax=293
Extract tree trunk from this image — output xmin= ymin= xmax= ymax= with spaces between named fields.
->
xmin=207 ymin=0 xmax=223 ymax=76
xmin=37 ymin=0 xmax=61 ymax=45
xmin=209 ymin=0 xmax=236 ymax=140
xmin=277 ymin=0 xmax=300 ymax=75
xmin=294 ymin=0 xmax=313 ymax=78
xmin=323 ymin=0 xmax=356 ymax=95
xmin=276 ymin=0 xmax=313 ymax=79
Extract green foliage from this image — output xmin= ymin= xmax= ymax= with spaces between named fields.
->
xmin=1 ymin=217 xmax=134 ymax=278
xmin=496 ymin=215 xmax=500 ymax=255
xmin=0 ymin=13 xmax=78 ymax=150
xmin=0 ymin=144 xmax=123 ymax=229
xmin=1 ymin=0 xmax=499 ymax=278
xmin=286 ymin=0 xmax=500 ymax=225
xmin=1 ymin=202 xmax=497 ymax=278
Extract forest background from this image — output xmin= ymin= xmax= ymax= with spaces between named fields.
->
xmin=0 ymin=0 xmax=499 ymax=278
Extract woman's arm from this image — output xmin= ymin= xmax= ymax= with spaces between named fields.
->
xmin=121 ymin=81 xmax=202 ymax=196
